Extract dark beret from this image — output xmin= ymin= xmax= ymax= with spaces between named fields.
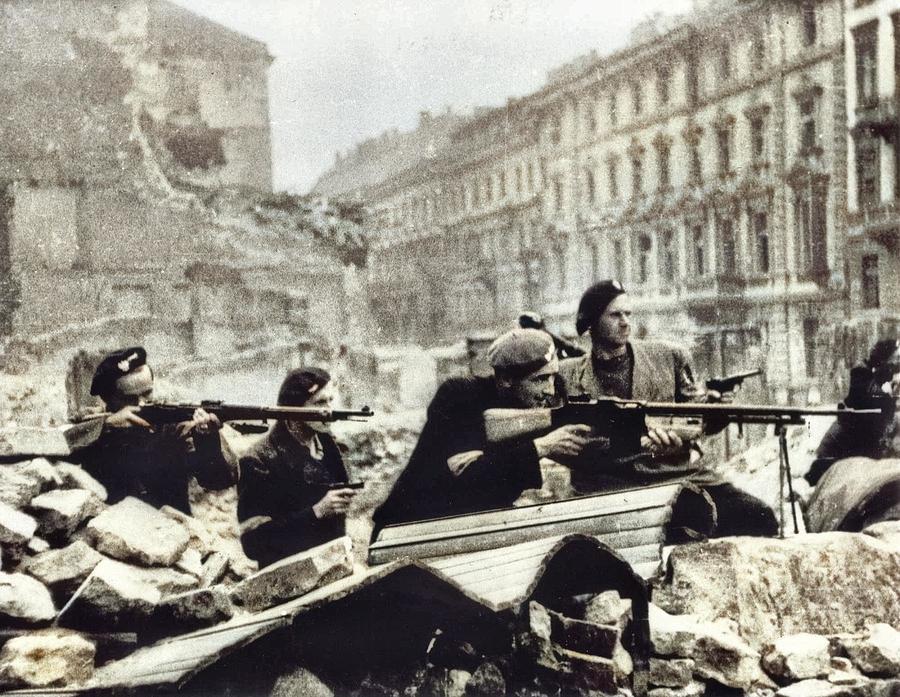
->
xmin=575 ymin=280 xmax=626 ymax=335
xmin=867 ymin=339 xmax=899 ymax=369
xmin=277 ymin=367 xmax=331 ymax=407
xmin=90 ymin=346 xmax=148 ymax=397
xmin=488 ymin=329 xmax=557 ymax=380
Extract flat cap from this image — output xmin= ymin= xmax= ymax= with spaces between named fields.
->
xmin=90 ymin=347 xmax=150 ymax=398
xmin=575 ymin=280 xmax=626 ymax=335
xmin=487 ymin=328 xmax=557 ymax=380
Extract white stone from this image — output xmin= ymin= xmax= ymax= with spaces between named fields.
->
xmin=0 ymin=501 xmax=37 ymax=546
xmin=762 ymin=633 xmax=832 ymax=681
xmin=54 ymin=463 xmax=108 ymax=501
xmin=0 ymin=572 xmax=55 ymax=623
xmin=0 ymin=630 xmax=95 ymax=688
xmin=86 ymin=497 xmax=190 ymax=566
xmin=22 ymin=541 xmax=104 ymax=592
xmin=29 ymin=488 xmax=104 ymax=538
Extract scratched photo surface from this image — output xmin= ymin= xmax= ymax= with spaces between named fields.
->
xmin=1 ymin=0 xmax=898 ymax=694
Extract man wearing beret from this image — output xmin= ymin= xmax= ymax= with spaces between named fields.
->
xmin=559 ymin=281 xmax=777 ymax=539
xmin=64 ymin=347 xmax=236 ymax=514
xmin=372 ymin=328 xmax=591 ymax=534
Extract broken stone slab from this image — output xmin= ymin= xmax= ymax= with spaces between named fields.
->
xmin=200 ymin=551 xmax=229 ymax=587
xmin=418 ymin=667 xmax=471 ymax=697
xmin=776 ymin=677 xmax=872 ymax=697
xmin=649 ymin=603 xmax=700 ymax=658
xmin=270 ymin=665 xmax=334 ymax=697
xmin=467 ymin=661 xmax=506 ymax=696
xmin=530 ymin=601 xmax=621 ymax=658
xmin=54 ymin=463 xmax=108 ymax=502
xmin=231 ymin=536 xmax=354 ymax=612
xmin=584 ymin=589 xmax=632 ymax=628
xmin=649 ymin=657 xmax=695 ymax=688
xmin=762 ymin=633 xmax=832 ymax=682
xmin=654 ymin=534 xmax=900 ymax=648
xmin=0 ymin=572 xmax=56 ymax=624
xmin=647 ymin=681 xmax=706 ymax=697
xmin=57 ymin=558 xmax=160 ymax=631
xmin=85 ymin=497 xmax=190 ymax=566
xmin=21 ymin=540 xmax=104 ymax=594
xmin=841 ymin=624 xmax=900 ymax=677
xmin=150 ymin=586 xmax=234 ymax=634
xmin=13 ymin=458 xmax=62 ymax=492
xmin=0 ymin=501 xmax=37 ymax=546
xmin=553 ymin=648 xmax=620 ymax=694
xmin=0 ymin=629 xmax=95 ymax=689
xmin=0 ymin=467 xmax=42 ymax=508
xmin=175 ymin=547 xmax=203 ymax=579
xmin=160 ymin=505 xmax=216 ymax=555
xmin=28 ymin=488 xmax=105 ymax=539
xmin=692 ymin=619 xmax=773 ymax=690
xmin=27 ymin=536 xmax=49 ymax=554
xmin=126 ymin=564 xmax=200 ymax=597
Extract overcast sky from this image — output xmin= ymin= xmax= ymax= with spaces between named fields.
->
xmin=172 ymin=0 xmax=694 ymax=194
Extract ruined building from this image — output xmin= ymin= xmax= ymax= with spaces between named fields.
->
xmin=0 ymin=1 xmax=356 ymax=401
xmin=312 ymin=0 xmax=899 ymax=402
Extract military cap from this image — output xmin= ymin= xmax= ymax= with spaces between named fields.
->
xmin=90 ymin=347 xmax=152 ymax=398
xmin=487 ymin=328 xmax=557 ymax=380
xmin=278 ymin=367 xmax=331 ymax=407
xmin=575 ymin=280 xmax=627 ymax=335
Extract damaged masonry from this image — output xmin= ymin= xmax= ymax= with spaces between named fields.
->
xmin=0 ymin=0 xmax=899 ymax=696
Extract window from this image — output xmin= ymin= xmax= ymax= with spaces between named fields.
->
xmin=586 ymin=104 xmax=597 ymax=135
xmin=686 ymin=60 xmax=699 ymax=105
xmin=854 ymin=22 xmax=879 ymax=107
xmin=499 ymin=171 xmax=507 ymax=199
xmin=751 ymin=31 xmax=766 ymax=70
xmin=658 ymin=142 xmax=671 ymax=190
xmin=718 ymin=47 xmax=731 ymax=86
xmin=608 ymin=158 xmax=619 ymax=199
xmin=856 ymin=136 xmax=880 ymax=208
xmin=472 ymin=180 xmax=481 ymax=208
xmin=862 ymin=254 xmax=880 ymax=308
xmin=689 ymin=143 xmax=702 ymax=185
xmin=515 ymin=165 xmax=522 ymax=195
xmin=637 ymin=234 xmax=652 ymax=283
xmin=485 ymin=176 xmax=494 ymax=203
xmin=753 ymin=211 xmax=770 ymax=273
xmin=692 ymin=224 xmax=706 ymax=276
xmin=549 ymin=115 xmax=561 ymax=145
xmin=718 ymin=216 xmax=737 ymax=275
xmin=794 ymin=182 xmax=829 ymax=279
xmin=799 ymin=97 xmax=817 ymax=153
xmin=527 ymin=162 xmax=535 ymax=192
xmin=658 ymin=67 xmax=670 ymax=106
xmin=609 ymin=92 xmax=618 ymax=126
xmin=659 ymin=230 xmax=676 ymax=284
xmin=716 ymin=126 xmax=732 ymax=178
xmin=803 ymin=317 xmax=819 ymax=378
xmin=631 ymin=156 xmax=643 ymax=198
xmin=553 ymin=178 xmax=564 ymax=212
xmin=631 ymin=82 xmax=642 ymax=116
xmin=750 ymin=115 xmax=766 ymax=162
xmin=584 ymin=168 xmax=596 ymax=205
xmin=801 ymin=1 xmax=817 ymax=47
xmin=613 ymin=239 xmax=625 ymax=280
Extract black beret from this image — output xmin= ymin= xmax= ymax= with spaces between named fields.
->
xmin=575 ymin=280 xmax=626 ymax=335
xmin=90 ymin=347 xmax=148 ymax=397
xmin=867 ymin=339 xmax=899 ymax=369
xmin=277 ymin=367 xmax=331 ymax=406
xmin=488 ymin=329 xmax=557 ymax=380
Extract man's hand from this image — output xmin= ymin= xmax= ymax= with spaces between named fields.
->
xmin=535 ymin=424 xmax=591 ymax=459
xmin=705 ymin=388 xmax=735 ymax=404
xmin=188 ymin=408 xmax=222 ymax=436
xmin=641 ymin=427 xmax=684 ymax=457
xmin=312 ymin=488 xmax=356 ymax=519
xmin=106 ymin=405 xmax=152 ymax=430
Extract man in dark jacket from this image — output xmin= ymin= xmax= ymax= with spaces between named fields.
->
xmin=64 ymin=347 xmax=235 ymax=514
xmin=372 ymin=329 xmax=590 ymax=534
xmin=238 ymin=368 xmax=356 ymax=568
xmin=559 ymin=280 xmax=777 ymax=539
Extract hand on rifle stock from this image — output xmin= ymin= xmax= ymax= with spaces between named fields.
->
xmin=534 ymin=424 xmax=592 ymax=460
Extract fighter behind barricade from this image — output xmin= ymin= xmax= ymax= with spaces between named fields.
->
xmin=371 ymin=328 xmax=591 ymax=536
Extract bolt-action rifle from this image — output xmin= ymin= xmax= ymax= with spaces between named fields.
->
xmin=74 ymin=400 xmax=374 ymax=432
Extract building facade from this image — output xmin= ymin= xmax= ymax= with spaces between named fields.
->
xmin=312 ymin=0 xmax=860 ymax=398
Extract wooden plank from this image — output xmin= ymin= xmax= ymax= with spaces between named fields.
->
xmin=370 ymin=507 xmax=668 ymax=564
xmin=376 ymin=483 xmax=681 ymax=542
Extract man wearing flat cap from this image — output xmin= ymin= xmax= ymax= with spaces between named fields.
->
xmin=372 ymin=328 xmax=590 ymax=533
xmin=64 ymin=346 xmax=236 ymax=514
xmin=559 ymin=281 xmax=777 ymax=539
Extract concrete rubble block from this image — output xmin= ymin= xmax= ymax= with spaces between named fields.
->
xmin=270 ymin=665 xmax=334 ymax=697
xmin=54 ymin=463 xmax=108 ymax=502
xmin=0 ymin=629 xmax=95 ymax=689
xmin=776 ymin=677 xmax=873 ymax=697
xmin=200 ymin=551 xmax=229 ymax=587
xmin=0 ymin=468 xmax=42 ymax=508
xmin=762 ymin=633 xmax=832 ymax=682
xmin=654 ymin=534 xmax=900 ymax=648
xmin=21 ymin=540 xmax=104 ymax=593
xmin=231 ymin=536 xmax=354 ymax=612
xmin=841 ymin=624 xmax=900 ymax=677
xmin=649 ymin=603 xmax=700 ymax=658
xmin=649 ymin=657 xmax=695 ymax=688
xmin=647 ymin=681 xmax=706 ymax=697
xmin=0 ymin=572 xmax=56 ymax=624
xmin=692 ymin=619 xmax=773 ymax=690
xmin=152 ymin=586 xmax=234 ymax=632
xmin=127 ymin=563 xmax=201 ymax=597
xmin=58 ymin=558 xmax=161 ymax=630
xmin=584 ymin=589 xmax=632 ymax=628
xmin=26 ymin=536 xmax=49 ymax=554
xmin=467 ymin=661 xmax=506 ymax=696
xmin=553 ymin=648 xmax=620 ymax=694
xmin=544 ymin=604 xmax=622 ymax=658
xmin=13 ymin=458 xmax=62 ymax=492
xmin=28 ymin=488 xmax=105 ymax=538
xmin=0 ymin=501 xmax=37 ymax=546
xmin=419 ymin=667 xmax=471 ymax=697
xmin=160 ymin=505 xmax=216 ymax=555
xmin=861 ymin=521 xmax=900 ymax=550
xmin=86 ymin=497 xmax=190 ymax=566
xmin=175 ymin=547 xmax=203 ymax=578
